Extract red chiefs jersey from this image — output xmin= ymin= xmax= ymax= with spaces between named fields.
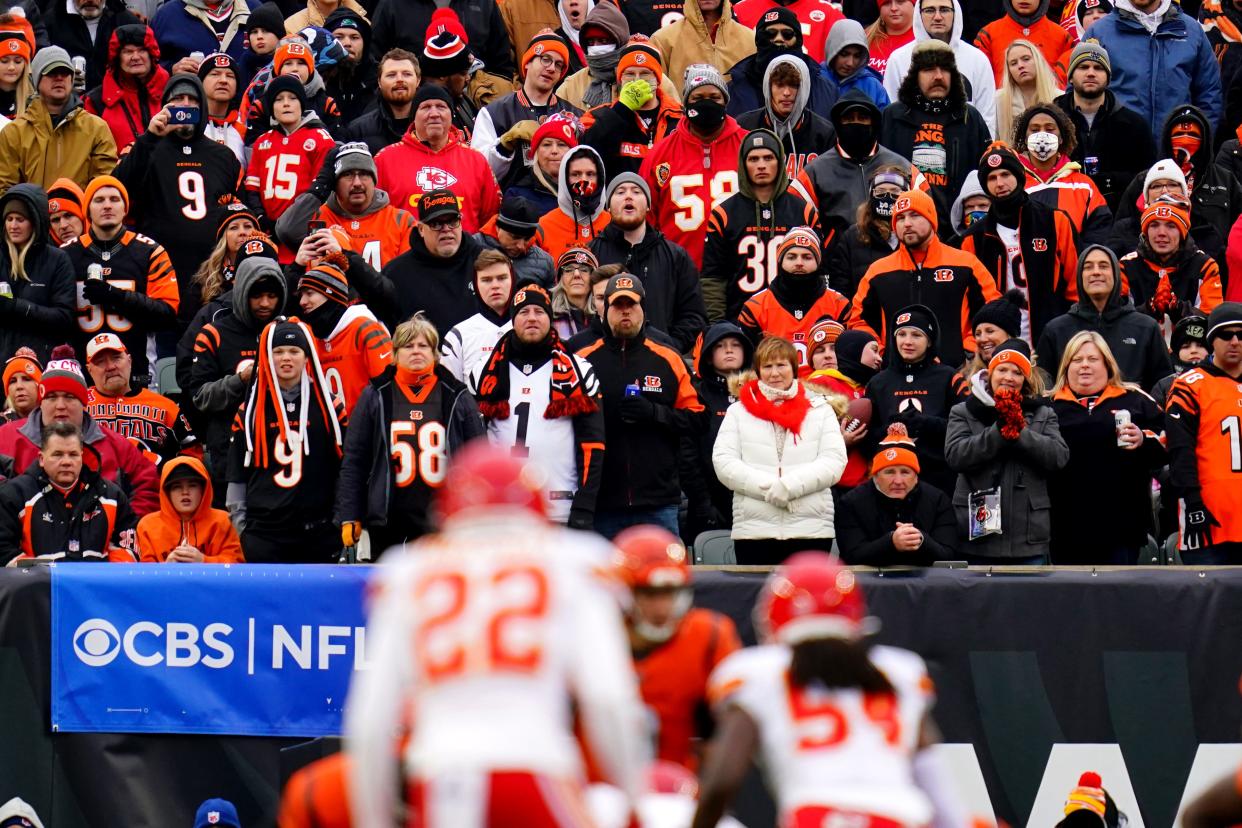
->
xmin=640 ymin=118 xmax=747 ymax=267
xmin=635 ymin=608 xmax=741 ymax=770
xmin=246 ymin=122 xmax=336 ymax=222
xmin=732 ymin=0 xmax=845 ymax=62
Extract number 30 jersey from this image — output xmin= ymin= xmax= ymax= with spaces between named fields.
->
xmin=707 ymin=644 xmax=933 ymax=826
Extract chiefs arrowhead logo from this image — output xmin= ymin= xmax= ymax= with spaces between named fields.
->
xmin=415 ymin=166 xmax=459 ymax=191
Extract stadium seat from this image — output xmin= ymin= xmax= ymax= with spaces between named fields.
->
xmin=153 ymin=357 xmax=179 ymax=396
xmin=694 ymin=530 xmax=735 ymax=565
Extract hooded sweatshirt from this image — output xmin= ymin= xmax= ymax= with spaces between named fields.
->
xmin=685 ymin=321 xmax=754 ymax=522
xmin=737 ymin=55 xmax=838 ymax=178
xmin=823 ymin=19 xmax=891 ymax=109
xmin=881 ymin=0 xmax=997 ymax=137
xmin=973 ymin=0 xmax=1074 ymax=84
xmin=374 ymin=123 xmax=502 ymax=233
xmin=84 ymin=24 xmax=171 ymax=152
xmin=535 ymin=145 xmax=612 ymax=260
xmin=137 ymin=456 xmax=245 ymax=562
xmin=732 ymin=0 xmax=845 ymax=63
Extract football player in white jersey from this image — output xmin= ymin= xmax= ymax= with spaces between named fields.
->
xmin=470 ymin=283 xmax=605 ymax=529
xmin=345 ymin=441 xmax=649 ymax=828
xmin=691 ymin=552 xmax=966 ymax=828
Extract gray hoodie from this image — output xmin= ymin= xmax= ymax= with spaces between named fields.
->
xmin=823 ymin=19 xmax=871 ymax=75
xmin=951 ymin=170 xmax=987 ymax=237
xmin=556 ymin=144 xmax=607 ymax=227
xmin=761 ymin=55 xmax=811 ymax=148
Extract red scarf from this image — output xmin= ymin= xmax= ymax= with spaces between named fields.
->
xmin=739 ymin=380 xmax=811 ymax=436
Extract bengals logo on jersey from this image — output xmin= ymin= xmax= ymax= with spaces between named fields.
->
xmin=1032 ymin=238 xmax=1048 ymax=251
xmin=933 ymin=268 xmax=954 ymax=282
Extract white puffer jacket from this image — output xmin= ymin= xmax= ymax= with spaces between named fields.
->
xmin=712 ymin=383 xmax=847 ymax=541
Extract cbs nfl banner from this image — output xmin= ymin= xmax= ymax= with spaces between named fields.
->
xmin=51 ymin=563 xmax=372 ymax=737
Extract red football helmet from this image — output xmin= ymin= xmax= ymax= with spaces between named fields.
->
xmin=435 ymin=439 xmax=548 ymax=522
xmin=753 ymin=552 xmax=876 ymax=645
xmin=613 ymin=525 xmax=692 ymax=643
xmin=647 ymin=760 xmax=699 ymax=798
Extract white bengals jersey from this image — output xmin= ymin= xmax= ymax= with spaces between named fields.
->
xmin=345 ymin=514 xmax=650 ymax=827
xmin=441 ymin=314 xmax=511 ymax=383
xmin=708 ymin=644 xmax=933 ymax=826
xmin=472 ymin=358 xmax=599 ymax=524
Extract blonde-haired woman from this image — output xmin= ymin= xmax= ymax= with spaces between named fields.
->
xmin=1049 ymin=331 xmax=1166 ymax=564
xmin=866 ymin=0 xmax=916 ymax=76
xmin=713 ymin=336 xmax=847 ymax=565
xmin=995 ymin=40 xmax=1061 ymax=146
xmin=0 ymin=185 xmax=75 ymax=363
xmin=0 ymin=20 xmax=33 ymax=119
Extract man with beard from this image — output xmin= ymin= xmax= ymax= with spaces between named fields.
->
xmin=724 ymin=7 xmax=838 ymax=118
xmin=46 ymin=0 xmax=139 ymax=94
xmin=471 ymin=283 xmax=605 ymax=528
xmin=732 ymin=0 xmax=843 ymax=63
xmin=702 ymin=128 xmax=819 ymax=321
xmin=342 ymin=48 xmax=417 ymax=154
xmin=590 ymin=173 xmax=707 ymax=352
xmin=323 ymin=8 xmax=377 ymax=123
xmin=441 ymin=249 xmax=514 ymax=382
xmin=63 ymin=176 xmax=180 ymax=383
xmin=880 ymin=40 xmax=990 ymax=238
xmin=197 ymin=52 xmax=246 ymax=163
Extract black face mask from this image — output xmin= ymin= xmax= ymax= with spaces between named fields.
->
xmin=686 ymin=99 xmax=726 ymax=134
xmin=870 ymin=192 xmax=898 ymax=219
xmin=837 ymin=121 xmax=875 ymax=159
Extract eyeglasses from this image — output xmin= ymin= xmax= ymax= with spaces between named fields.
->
xmin=562 ymin=264 xmax=591 ymax=275
xmin=920 ymin=5 xmax=953 ymax=16
xmin=767 ymin=26 xmax=798 ymax=40
xmin=534 ymin=53 xmax=566 ymax=72
xmin=1218 ymin=329 xmax=1242 ymax=342
xmin=427 ymin=217 xmax=461 ymax=230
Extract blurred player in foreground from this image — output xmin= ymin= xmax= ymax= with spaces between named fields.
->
xmin=691 ymin=552 xmax=966 ymax=828
xmin=344 ymin=440 xmax=650 ymax=828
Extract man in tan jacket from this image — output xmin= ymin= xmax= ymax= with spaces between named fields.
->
xmin=0 ymin=47 xmax=117 ymax=192
xmin=650 ymin=0 xmax=755 ymax=90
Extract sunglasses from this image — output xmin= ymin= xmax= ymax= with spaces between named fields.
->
xmin=1217 ymin=329 xmax=1242 ymax=342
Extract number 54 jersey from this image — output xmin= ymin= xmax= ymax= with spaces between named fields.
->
xmin=707 ymin=643 xmax=934 ymax=826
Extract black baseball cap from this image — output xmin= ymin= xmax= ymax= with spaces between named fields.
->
xmin=418 ymin=189 xmax=461 ymax=223
xmin=605 ymin=272 xmax=645 ymax=305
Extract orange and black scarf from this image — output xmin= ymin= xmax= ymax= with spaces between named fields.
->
xmin=474 ymin=329 xmax=597 ymax=421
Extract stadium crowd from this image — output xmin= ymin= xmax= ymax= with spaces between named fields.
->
xmin=0 ymin=0 xmax=1239 ymax=572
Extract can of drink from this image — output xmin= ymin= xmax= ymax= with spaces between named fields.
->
xmin=0 ymin=281 xmax=11 ymax=299
xmin=1114 ymin=409 xmax=1131 ymax=447
xmin=624 ymin=383 xmax=642 ymax=398
xmin=71 ymin=56 xmax=86 ymax=75
xmin=189 ymin=51 xmax=205 ymax=62
xmin=87 ymin=263 xmax=104 ymax=281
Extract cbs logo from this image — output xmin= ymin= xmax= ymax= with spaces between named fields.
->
xmin=73 ymin=618 xmax=121 ymax=666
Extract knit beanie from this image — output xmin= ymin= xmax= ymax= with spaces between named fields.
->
xmin=893 ymin=304 xmax=937 ymax=342
xmin=270 ymin=318 xmax=313 ymax=355
xmin=871 ymin=422 xmax=921 ymax=475
xmin=1207 ymin=301 xmax=1242 ymax=342
xmin=775 ymin=226 xmax=822 ymax=266
xmin=682 ymin=62 xmax=729 ymax=103
xmin=264 ymin=74 xmax=308 ymax=117
xmin=1140 ymin=194 xmax=1191 ymax=239
xmin=217 ymin=200 xmax=260 ymax=241
xmin=3 ymin=347 xmax=42 ymax=391
xmin=1075 ymin=0 xmax=1113 ymax=25
xmin=892 ymin=189 xmax=938 ymax=230
xmin=246 ymin=1 xmax=285 ymax=33
xmin=198 ymin=51 xmax=240 ymax=83
xmin=38 ymin=345 xmax=89 ymax=405
xmin=1063 ymin=772 xmax=1107 ymax=819
xmin=298 ymin=255 xmax=351 ymax=306
xmin=1142 ymin=159 xmax=1188 ymax=199
xmin=273 ymin=40 xmax=315 ymax=77
xmin=422 ymin=8 xmax=471 ymax=77
xmin=741 ymin=128 xmax=782 ymax=164
xmin=1171 ymin=314 xmax=1207 ymax=357
xmin=413 ymin=83 xmax=454 ymax=111
xmin=531 ymin=113 xmax=579 ymax=150
xmin=47 ymin=179 xmax=85 ymax=226
xmin=971 ymin=293 xmax=1023 ymax=338
xmin=523 ymin=29 xmax=571 ymax=80
xmin=978 ymin=142 xmax=1026 ymax=190
xmin=808 ymin=318 xmax=844 ymax=358
xmin=606 ymin=171 xmax=651 ymax=208
xmin=0 ymin=22 xmax=32 ymax=62
xmin=616 ymin=35 xmax=663 ymax=84
xmin=1067 ymin=40 xmax=1110 ymax=77
xmin=988 ymin=338 xmax=1033 ymax=378
xmin=835 ymin=329 xmax=878 ymax=382
xmin=234 ymin=233 xmax=280 ymax=268
xmin=511 ymin=282 xmax=553 ymax=318
xmin=333 ymin=141 xmax=376 ymax=179
xmin=558 ymin=247 xmax=598 ymax=272
xmin=83 ymin=175 xmax=130 ymax=214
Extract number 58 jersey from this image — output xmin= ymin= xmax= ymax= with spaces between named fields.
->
xmin=707 ymin=643 xmax=934 ymax=826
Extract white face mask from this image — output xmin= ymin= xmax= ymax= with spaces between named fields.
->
xmin=586 ymin=43 xmax=616 ymax=56
xmin=1027 ymin=130 xmax=1060 ymax=161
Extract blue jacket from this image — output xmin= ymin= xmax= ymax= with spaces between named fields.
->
xmin=151 ymin=0 xmax=259 ymax=77
xmin=726 ymin=53 xmax=838 ymax=120
xmin=829 ymin=65 xmax=890 ymax=110
xmin=1086 ymin=7 xmax=1222 ymax=146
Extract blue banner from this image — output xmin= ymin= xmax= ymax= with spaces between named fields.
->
xmin=51 ymin=563 xmax=373 ymax=737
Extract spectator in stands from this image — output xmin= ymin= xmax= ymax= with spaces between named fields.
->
xmin=287 ymin=224 xmax=400 ymax=328
xmin=865 ymin=304 xmax=965 ymax=496
xmin=823 ymin=20 xmax=890 ymax=109
xmin=1049 ymin=331 xmax=1166 ymax=564
xmin=556 ymin=7 xmax=681 ymax=111
xmin=973 ymin=0 xmax=1072 ymax=85
xmin=881 ymin=41 xmax=991 ymax=237
xmin=244 ymin=75 xmax=335 ymax=228
xmin=441 ymin=249 xmax=514 ymax=382
xmin=649 ymin=0 xmax=755 ymax=96
xmin=0 ymin=420 xmax=139 ymax=564
xmin=725 ymin=7 xmax=838 ymax=119
xmin=473 ymin=283 xmax=605 ymax=528
xmin=241 ymin=3 xmax=281 ymax=79
xmin=1152 ymin=313 xmax=1208 ymax=407
xmin=46 ymin=0 xmax=140 ymax=95
xmin=579 ymin=272 xmax=705 ymax=537
xmin=341 ymin=48 xmax=418 ymax=155
xmin=552 ymin=248 xmax=598 ymax=340
xmin=951 ymin=172 xmax=990 ymax=243
xmin=137 ymin=456 xmax=244 ymax=562
xmin=241 ymin=36 xmax=343 ymax=143
xmin=472 ymin=31 xmax=581 ymax=190
xmin=0 ymin=185 xmax=76 ymax=365
xmin=837 ymin=423 xmax=957 ymax=565
xmin=369 ymin=0 xmax=515 ymax=88
xmin=945 ymin=338 xmax=1068 ymax=563
xmin=227 ymin=318 xmax=345 ymax=563
xmin=276 ymin=142 xmax=416 ymax=271
xmin=321 ymin=9 xmax=375 ymax=121
xmin=0 ymin=347 xmax=159 ymax=515
xmin=64 ymin=175 xmax=180 ymax=382
xmin=376 ymin=84 xmax=501 ymax=231
xmin=505 ymin=114 xmax=574 ymax=216
xmin=590 ymin=173 xmax=707 ymax=352
xmin=337 ymin=312 xmax=483 ymax=555
xmin=580 ymin=38 xmax=682 ymax=179
xmin=1120 ymin=195 xmax=1224 ymax=321
xmin=808 ymin=324 xmax=879 ymax=492
xmin=1112 ymin=106 xmax=1242 ymax=270
xmin=683 ymin=321 xmax=753 ymax=537
xmin=1037 ymin=245 xmax=1172 ymax=389
xmin=0 ymin=798 xmax=44 ymax=828
xmin=188 ymin=249 xmax=285 ymax=503
xmin=385 ymin=189 xmax=485 ymax=334
xmin=732 ymin=0 xmax=843 ymax=65
xmin=476 ymin=196 xmax=556 ymax=288
xmin=992 ymin=40 xmax=1061 ymax=147
xmin=960 ymin=292 xmax=1023 ymax=379
xmin=47 ymin=180 xmax=86 ymax=246
xmin=115 ymin=73 xmax=244 ymax=326
xmin=713 ymin=336 xmax=847 ymax=564
xmin=151 ymin=0 xmax=257 ymax=75
xmin=1053 ymin=43 xmax=1154 ymax=212
xmin=866 ymin=0 xmax=916 ymax=76
xmin=1166 ymin=302 xmax=1242 ymax=563
xmin=410 ymin=15 xmax=481 ymax=137
xmin=793 ymin=90 xmax=910 ymax=251
xmin=0 ymin=47 xmax=116 ymax=192
xmin=702 ymin=129 xmax=819 ymax=322
xmin=960 ymin=143 xmax=1078 ymax=348
xmin=84 ymin=333 xmax=198 ymax=467
xmin=881 ymin=0 xmax=997 ymax=133
xmin=825 ymin=165 xmax=908 ymax=299
xmin=84 ymin=24 xmax=168 ymax=152
xmin=853 ymin=189 xmax=1000 ymax=367
xmin=2 ymin=348 xmax=40 ymax=424
xmin=535 ymin=144 xmax=610 ymax=259
xmin=193 ymin=799 xmax=241 ymax=828
xmin=1088 ymin=0 xmax=1222 ymax=148
xmin=0 ymin=20 xmax=33 ymax=121
xmin=737 ymin=56 xmax=837 ymax=181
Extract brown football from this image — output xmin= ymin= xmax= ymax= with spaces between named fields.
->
xmin=841 ymin=397 xmax=873 ymax=434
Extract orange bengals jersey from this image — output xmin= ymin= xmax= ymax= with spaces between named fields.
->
xmin=316 ymin=202 xmax=416 ymax=271
xmin=316 ymin=308 xmax=393 ymax=415
xmin=736 ymin=288 xmax=853 ymax=372
xmin=635 ymin=608 xmax=742 ymax=770
xmin=1166 ymin=364 xmax=1242 ymax=545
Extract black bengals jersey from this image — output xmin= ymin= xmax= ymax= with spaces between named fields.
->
xmin=385 ymin=377 xmax=447 ymax=538
xmin=701 ymin=190 xmax=819 ymax=321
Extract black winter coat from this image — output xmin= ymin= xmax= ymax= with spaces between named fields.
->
xmin=1053 ymin=90 xmax=1156 ymax=212
xmin=826 ymin=222 xmax=894 ymax=299
xmin=0 ymin=184 xmax=77 ymax=364
xmin=45 ymin=0 xmax=138 ymax=93
xmin=385 ymin=232 xmax=484 ymax=336
xmin=726 ymin=53 xmax=838 ymax=121
xmin=836 ymin=480 xmax=958 ymax=566
xmin=589 ymin=223 xmax=707 ymax=352
xmin=736 ymin=107 xmax=838 ymax=177
xmin=341 ymin=98 xmax=410 ymax=156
